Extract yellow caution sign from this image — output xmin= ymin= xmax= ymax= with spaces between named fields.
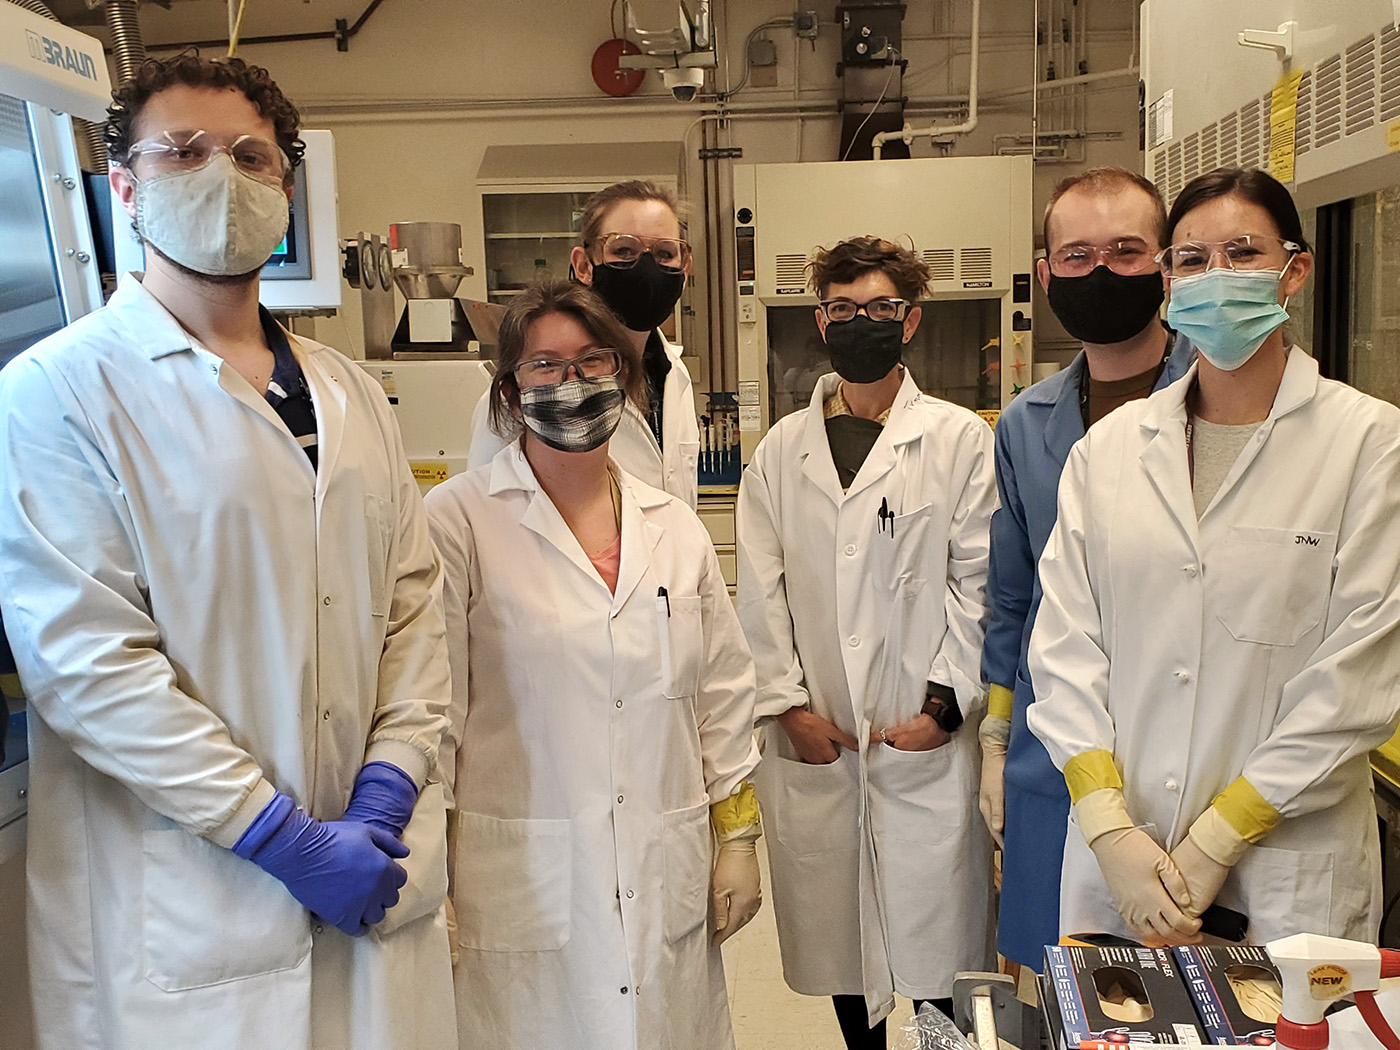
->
xmin=976 ymin=409 xmax=1000 ymax=429
xmin=410 ymin=461 xmax=450 ymax=487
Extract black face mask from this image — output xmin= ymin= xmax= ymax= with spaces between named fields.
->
xmin=824 ymin=316 xmax=905 ymax=384
xmin=588 ymin=254 xmax=686 ymax=332
xmin=1046 ymin=265 xmax=1166 ymax=345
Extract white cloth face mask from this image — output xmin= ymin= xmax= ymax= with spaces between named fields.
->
xmin=135 ymin=153 xmax=290 ymax=277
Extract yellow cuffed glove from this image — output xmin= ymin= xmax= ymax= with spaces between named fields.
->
xmin=710 ymin=781 xmax=762 ymax=947
xmin=1169 ymin=777 xmax=1278 ymax=920
xmin=1077 ymin=787 xmax=1199 ymax=946
xmin=978 ymin=694 xmax=1011 ymax=847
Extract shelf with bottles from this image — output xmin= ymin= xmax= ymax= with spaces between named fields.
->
xmin=482 ymin=191 xmax=588 ymax=296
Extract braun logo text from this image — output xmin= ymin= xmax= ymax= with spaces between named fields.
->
xmin=25 ymin=30 xmax=100 ymax=82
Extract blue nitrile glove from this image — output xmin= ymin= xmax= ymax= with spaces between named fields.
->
xmin=232 ymin=792 xmax=410 ymax=936
xmin=341 ymin=761 xmax=419 ymax=838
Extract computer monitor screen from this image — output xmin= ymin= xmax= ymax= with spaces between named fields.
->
xmin=258 ymin=129 xmax=340 ymax=310
xmin=260 ymin=158 xmax=312 ymax=282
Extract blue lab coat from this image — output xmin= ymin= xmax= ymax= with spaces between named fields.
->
xmin=982 ymin=331 xmax=1194 ymax=966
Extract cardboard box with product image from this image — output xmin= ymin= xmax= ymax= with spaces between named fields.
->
xmin=1042 ymin=944 xmax=1209 ymax=1047
xmin=1173 ymin=946 xmax=1281 ymax=1046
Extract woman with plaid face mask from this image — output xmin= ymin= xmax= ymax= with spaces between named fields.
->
xmin=424 ymin=280 xmax=764 ymax=1050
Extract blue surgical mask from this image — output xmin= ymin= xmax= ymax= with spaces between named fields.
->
xmin=1166 ymin=262 xmax=1292 ymax=371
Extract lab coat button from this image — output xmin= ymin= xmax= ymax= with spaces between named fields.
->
xmin=615 ymin=699 xmax=623 ymax=709
xmin=848 ymin=635 xmax=859 ymax=647
xmin=617 ymin=795 xmax=624 ymax=804
xmin=322 ymin=710 xmax=330 ymax=721
xmin=314 ymin=924 xmax=324 ymax=935
xmin=845 ymin=544 xmax=857 ymax=556
xmin=1165 ymin=779 xmax=1179 ymax=791
xmin=1184 ymin=565 xmax=1198 ymax=576
xmin=1175 ymin=670 xmax=1192 ymax=682
xmin=621 ymin=987 xmax=629 ymax=995
xmin=322 ymin=596 xmax=332 ymax=605
xmin=626 ymin=889 xmax=634 ymax=899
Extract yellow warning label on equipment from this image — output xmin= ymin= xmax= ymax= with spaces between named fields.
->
xmin=976 ymin=409 xmax=1000 ymax=429
xmin=410 ymin=461 xmax=450 ymax=487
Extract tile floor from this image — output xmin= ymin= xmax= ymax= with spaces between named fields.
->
xmin=720 ymin=846 xmax=920 ymax=1050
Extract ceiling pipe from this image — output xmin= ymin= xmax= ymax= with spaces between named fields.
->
xmin=983 ymin=64 xmax=1140 ymax=102
xmin=871 ymin=0 xmax=980 ymax=159
xmin=143 ymin=0 xmax=384 ymax=53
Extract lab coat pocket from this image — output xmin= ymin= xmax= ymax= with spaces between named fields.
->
xmin=869 ymin=502 xmax=933 ymax=596
xmin=141 ymin=827 xmax=311 ymax=991
xmin=365 ymin=493 xmax=396 ymax=618
xmin=451 ymin=810 xmax=571 ymax=952
xmin=1212 ymin=526 xmax=1336 ymax=646
xmin=373 ymin=781 xmax=448 ymax=939
xmin=1223 ymin=843 xmax=1333 ymax=940
xmin=659 ymin=593 xmax=704 ymax=698
xmin=866 ymin=739 xmax=963 ymax=846
xmin=662 ymin=800 xmax=712 ymax=943
xmin=767 ymin=751 xmax=861 ymax=857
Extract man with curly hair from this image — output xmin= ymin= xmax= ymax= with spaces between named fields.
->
xmin=736 ymin=236 xmax=997 ymax=1047
xmin=0 ymin=55 xmax=455 ymax=1049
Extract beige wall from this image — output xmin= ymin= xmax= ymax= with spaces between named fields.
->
xmin=130 ymin=0 xmax=1146 ymax=372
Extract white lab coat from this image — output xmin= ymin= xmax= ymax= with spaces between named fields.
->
xmin=0 ymin=277 xmax=455 ymax=1050
xmin=736 ymin=371 xmax=996 ymax=1024
xmin=466 ymin=332 xmax=701 ymax=508
xmin=1029 ymin=350 xmax=1400 ymax=943
xmin=424 ymin=446 xmax=760 ymax=1050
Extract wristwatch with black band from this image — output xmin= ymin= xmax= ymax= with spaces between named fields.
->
xmin=920 ymin=682 xmax=963 ymax=733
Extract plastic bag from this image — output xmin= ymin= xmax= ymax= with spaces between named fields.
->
xmin=891 ymin=1001 xmax=978 ymax=1050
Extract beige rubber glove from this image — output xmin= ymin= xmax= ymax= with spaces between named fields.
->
xmin=445 ymin=897 xmax=459 ymax=968
xmin=1170 ymin=805 xmax=1248 ymax=919
xmin=1078 ymin=787 xmax=1200 ymax=946
xmin=711 ymin=838 xmax=761 ymax=946
xmin=978 ymin=714 xmax=1010 ymax=847
xmin=1090 ymin=827 xmax=1201 ymax=945
xmin=1169 ymin=835 xmax=1231 ymax=920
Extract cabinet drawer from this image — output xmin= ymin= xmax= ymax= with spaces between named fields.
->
xmin=716 ymin=551 xmax=737 ymax=587
xmin=697 ymin=503 xmax=736 ymax=546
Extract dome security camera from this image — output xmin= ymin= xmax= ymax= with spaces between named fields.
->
xmin=661 ymin=66 xmax=705 ymax=102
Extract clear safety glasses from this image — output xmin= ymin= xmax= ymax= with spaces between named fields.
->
xmin=818 ymin=297 xmax=911 ymax=323
xmin=1047 ymin=239 xmax=1160 ymax=279
xmin=125 ymin=129 xmax=292 ymax=184
xmin=590 ymin=233 xmax=691 ymax=273
xmin=513 ymin=349 xmax=623 ymax=387
xmin=1155 ymin=235 xmax=1301 ymax=277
